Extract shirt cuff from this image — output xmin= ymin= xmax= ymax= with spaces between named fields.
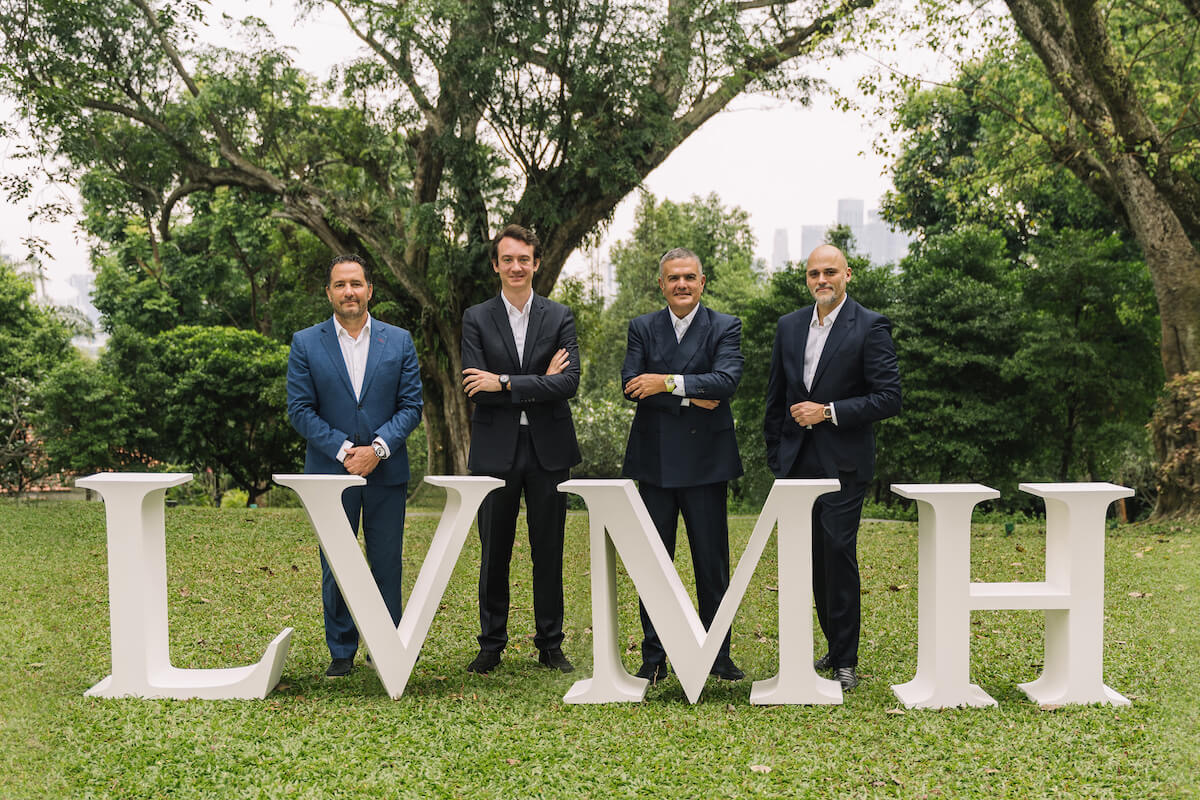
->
xmin=373 ymin=436 xmax=391 ymax=459
xmin=336 ymin=441 xmax=353 ymax=463
xmin=828 ymin=403 xmax=839 ymax=426
xmin=671 ymin=374 xmax=686 ymax=397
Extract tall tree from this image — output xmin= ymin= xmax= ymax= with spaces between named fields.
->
xmin=900 ymin=1 xmax=1200 ymax=513
xmin=0 ymin=0 xmax=877 ymax=474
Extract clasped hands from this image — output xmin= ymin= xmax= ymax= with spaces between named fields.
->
xmin=624 ymin=373 xmax=719 ymax=410
xmin=343 ymin=445 xmax=380 ymax=477
xmin=462 ymin=348 xmax=570 ymax=397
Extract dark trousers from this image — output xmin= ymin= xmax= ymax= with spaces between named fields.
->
xmin=475 ymin=427 xmax=568 ymax=653
xmin=637 ymin=481 xmax=733 ymax=665
xmin=321 ymin=482 xmax=407 ymax=660
xmin=789 ymin=440 xmax=866 ymax=668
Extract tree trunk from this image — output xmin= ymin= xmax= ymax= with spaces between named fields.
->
xmin=1110 ymin=157 xmax=1200 ymax=517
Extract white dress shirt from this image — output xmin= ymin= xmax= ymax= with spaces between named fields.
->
xmin=501 ymin=292 xmax=534 ymax=425
xmin=333 ymin=314 xmax=390 ymax=461
xmin=804 ymin=295 xmax=846 ymax=425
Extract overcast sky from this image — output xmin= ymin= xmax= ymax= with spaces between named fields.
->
xmin=0 ymin=1 xmax=922 ymax=303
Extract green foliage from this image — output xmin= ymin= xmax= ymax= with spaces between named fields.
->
xmin=135 ymin=325 xmax=302 ymax=506
xmin=1 ymin=501 xmax=1197 ymax=797
xmin=86 ymin=187 xmax=331 ymax=344
xmin=569 ymin=396 xmax=635 ymax=479
xmin=0 ymin=257 xmax=76 ymax=494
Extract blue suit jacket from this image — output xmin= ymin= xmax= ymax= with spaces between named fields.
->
xmin=763 ymin=296 xmax=901 ymax=481
xmin=621 ymin=304 xmax=744 ymax=488
xmin=286 ymin=316 xmax=424 ymax=486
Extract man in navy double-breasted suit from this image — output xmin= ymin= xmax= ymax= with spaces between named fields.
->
xmin=763 ymin=244 xmax=901 ymax=690
xmin=621 ymin=247 xmax=746 ymax=683
xmin=287 ymin=254 xmax=423 ymax=678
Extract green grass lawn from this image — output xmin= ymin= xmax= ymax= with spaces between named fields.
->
xmin=0 ymin=495 xmax=1196 ymax=799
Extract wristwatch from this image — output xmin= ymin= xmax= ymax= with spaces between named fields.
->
xmin=499 ymin=374 xmax=511 ymax=391
xmin=664 ymin=375 xmax=677 ymax=393
xmin=372 ymin=442 xmax=388 ymax=460
xmin=822 ymin=404 xmax=833 ymax=421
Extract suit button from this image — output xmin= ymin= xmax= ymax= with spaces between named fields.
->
xmin=690 ymin=428 xmax=697 ymax=434
xmin=357 ymin=404 xmax=363 ymax=410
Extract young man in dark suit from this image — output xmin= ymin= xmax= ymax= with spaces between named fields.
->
xmin=763 ymin=244 xmax=901 ymax=690
xmin=460 ymin=224 xmax=581 ymax=675
xmin=621 ymin=247 xmax=746 ymax=683
xmin=286 ymin=254 xmax=424 ymax=678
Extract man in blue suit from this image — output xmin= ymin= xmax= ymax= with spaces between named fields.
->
xmin=621 ymin=247 xmax=745 ymax=683
xmin=287 ymin=254 xmax=424 ymax=678
xmin=763 ymin=244 xmax=901 ymax=690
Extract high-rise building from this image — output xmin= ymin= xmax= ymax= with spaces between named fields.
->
xmin=771 ymin=228 xmax=790 ymax=272
xmin=837 ymin=198 xmax=865 ymax=234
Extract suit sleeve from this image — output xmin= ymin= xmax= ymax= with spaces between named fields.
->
xmin=763 ymin=320 xmax=788 ymax=475
xmin=681 ymin=316 xmax=743 ymax=400
xmin=374 ymin=330 xmax=424 ymax=449
xmin=460 ymin=306 xmax=507 ymax=407
xmin=621 ymin=316 xmax=684 ymax=413
xmin=286 ymin=331 xmax=349 ymax=460
xmin=509 ymin=306 xmax=580 ymax=403
xmin=833 ymin=314 xmax=901 ymax=427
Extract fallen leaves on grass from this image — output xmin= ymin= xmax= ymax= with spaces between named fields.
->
xmin=749 ymin=764 xmax=771 ymax=774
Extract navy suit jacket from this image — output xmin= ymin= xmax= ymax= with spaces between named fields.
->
xmin=286 ymin=316 xmax=424 ymax=486
xmin=621 ymin=304 xmax=744 ymax=488
xmin=461 ymin=294 xmax=581 ymax=474
xmin=763 ymin=296 xmax=901 ymax=481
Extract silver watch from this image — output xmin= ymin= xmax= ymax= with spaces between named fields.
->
xmin=372 ymin=442 xmax=387 ymax=460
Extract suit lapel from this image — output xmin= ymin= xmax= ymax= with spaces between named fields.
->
xmin=487 ymin=296 xmax=522 ymax=369
xmin=650 ymin=309 xmax=677 ymax=367
xmin=360 ymin=320 xmax=387 ymax=399
xmin=319 ymin=318 xmax=356 ymax=398
xmin=810 ymin=298 xmax=857 ymax=392
xmin=522 ymin=295 xmax=547 ymax=368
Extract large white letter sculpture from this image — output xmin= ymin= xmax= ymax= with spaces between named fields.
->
xmin=77 ymin=473 xmax=293 ymax=700
xmin=559 ymin=478 xmax=843 ymax=705
xmin=273 ymin=474 xmax=502 ymax=699
xmin=890 ymin=482 xmax=1133 ymax=709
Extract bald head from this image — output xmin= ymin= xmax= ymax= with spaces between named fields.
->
xmin=805 ymin=244 xmax=851 ymax=317
xmin=807 ymin=244 xmax=848 ymax=270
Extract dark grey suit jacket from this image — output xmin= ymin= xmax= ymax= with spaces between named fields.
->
xmin=461 ymin=294 xmax=581 ymax=474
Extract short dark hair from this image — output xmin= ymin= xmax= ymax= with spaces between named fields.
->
xmin=326 ymin=254 xmax=371 ymax=286
xmin=490 ymin=224 xmax=542 ymax=263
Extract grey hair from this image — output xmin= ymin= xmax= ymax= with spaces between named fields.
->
xmin=659 ymin=247 xmax=703 ymax=273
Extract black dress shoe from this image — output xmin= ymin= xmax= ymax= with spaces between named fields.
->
xmin=538 ymin=648 xmax=575 ymax=673
xmin=325 ymin=658 xmax=354 ymax=677
xmin=709 ymin=654 xmax=745 ymax=681
xmin=635 ymin=660 xmax=668 ymax=682
xmin=467 ymin=649 xmax=502 ymax=674
xmin=834 ymin=666 xmax=859 ymax=690
xmin=814 ymin=653 xmax=832 ymax=671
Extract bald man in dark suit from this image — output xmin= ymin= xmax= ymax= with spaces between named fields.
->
xmin=763 ymin=244 xmax=901 ymax=690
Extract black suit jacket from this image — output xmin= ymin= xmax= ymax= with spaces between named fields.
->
xmin=461 ymin=294 xmax=581 ymax=474
xmin=763 ymin=296 xmax=901 ymax=480
xmin=621 ymin=304 xmax=744 ymax=488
